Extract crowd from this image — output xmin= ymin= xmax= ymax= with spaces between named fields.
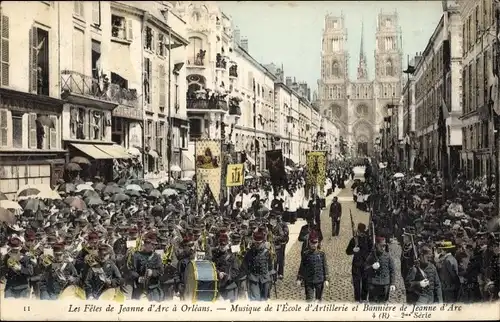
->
xmin=344 ymin=159 xmax=500 ymax=304
xmin=0 ymin=158 xmax=354 ymax=302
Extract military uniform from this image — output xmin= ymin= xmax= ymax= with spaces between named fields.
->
xmin=210 ymin=234 xmax=239 ymax=302
xmin=297 ymin=231 xmax=329 ymax=301
xmin=230 ymin=233 xmax=248 ymax=300
xmin=364 ymin=237 xmax=396 ymax=303
xmin=404 ymin=247 xmax=442 ymax=304
xmin=242 ymin=231 xmax=273 ymax=301
xmin=39 ymin=243 xmax=79 ymax=300
xmin=345 ymin=224 xmax=372 ymax=302
xmin=269 ymin=214 xmax=289 ymax=278
xmin=3 ymin=237 xmax=34 ymax=298
xmin=83 ymin=244 xmax=122 ymax=299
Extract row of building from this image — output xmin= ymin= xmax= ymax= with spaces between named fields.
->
xmin=0 ymin=1 xmax=339 ymax=198
xmin=383 ymin=0 xmax=500 ymax=180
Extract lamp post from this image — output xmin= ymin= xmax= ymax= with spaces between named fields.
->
xmin=403 ymin=56 xmax=416 ymax=171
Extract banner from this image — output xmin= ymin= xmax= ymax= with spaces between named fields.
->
xmin=226 ymin=163 xmax=244 ymax=187
xmin=195 ymin=139 xmax=222 ymax=203
xmin=265 ymin=149 xmax=287 ymax=187
xmin=306 ymin=151 xmax=327 ymax=191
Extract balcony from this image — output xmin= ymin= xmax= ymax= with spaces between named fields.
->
xmin=187 ymin=98 xmax=228 ymax=112
xmin=229 ymin=65 xmax=238 ymax=78
xmin=187 ymin=50 xmax=207 ymax=68
xmin=216 ymin=53 xmax=227 ymax=70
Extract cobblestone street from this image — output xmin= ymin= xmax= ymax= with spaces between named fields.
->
xmin=273 ymin=173 xmax=406 ymax=302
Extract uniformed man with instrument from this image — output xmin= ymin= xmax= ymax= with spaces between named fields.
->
xmin=296 ymin=231 xmax=329 ymax=302
xmin=268 ymin=213 xmax=289 ymax=279
xmin=130 ymin=232 xmax=164 ymax=301
xmin=74 ymin=231 xmax=99 ymax=277
xmin=158 ymin=235 xmax=178 ymax=300
xmin=39 ymin=243 xmax=79 ymax=300
xmin=84 ymin=244 xmax=122 ymax=300
xmin=21 ymin=230 xmax=43 ymax=298
xmin=242 ymin=230 xmax=273 ymax=301
xmin=210 ymin=233 xmax=239 ymax=302
xmin=364 ymin=236 xmax=396 ymax=303
xmin=346 ymin=222 xmax=372 ymax=302
xmin=230 ymin=233 xmax=248 ymax=300
xmin=3 ymin=236 xmax=34 ymax=298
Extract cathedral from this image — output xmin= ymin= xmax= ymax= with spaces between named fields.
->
xmin=317 ymin=12 xmax=403 ymax=157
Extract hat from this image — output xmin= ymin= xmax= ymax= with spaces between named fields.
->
xmin=218 ymin=234 xmax=229 ymax=245
xmin=98 ymin=244 xmax=110 ymax=253
xmin=53 ymin=243 xmax=65 ymax=254
xmin=8 ymin=237 xmax=22 ymax=249
xmin=230 ymin=233 xmax=241 ymax=243
xmin=87 ymin=232 xmax=99 ymax=241
xmin=252 ymin=231 xmax=265 ymax=242
xmin=437 ymin=241 xmax=455 ymax=249
xmin=25 ymin=230 xmax=36 ymax=241
xmin=144 ymin=232 xmax=158 ymax=244
xmin=309 ymin=231 xmax=319 ymax=243
xmin=375 ymin=236 xmax=386 ymax=244
xmin=128 ymin=227 xmax=138 ymax=234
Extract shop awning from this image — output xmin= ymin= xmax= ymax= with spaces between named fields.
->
xmin=96 ymin=144 xmax=131 ymax=159
xmin=182 ymin=151 xmax=195 ymax=171
xmin=70 ymin=143 xmax=114 ymax=160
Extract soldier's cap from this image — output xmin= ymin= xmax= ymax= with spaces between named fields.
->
xmin=309 ymin=231 xmax=319 ymax=243
xmin=53 ymin=243 xmax=65 ymax=254
xmin=252 ymin=231 xmax=265 ymax=242
xmin=375 ymin=236 xmax=386 ymax=244
xmin=87 ymin=232 xmax=99 ymax=241
xmin=98 ymin=244 xmax=111 ymax=253
xmin=218 ymin=234 xmax=229 ymax=245
xmin=437 ymin=241 xmax=455 ymax=249
xmin=25 ymin=230 xmax=36 ymax=241
xmin=230 ymin=233 xmax=241 ymax=241
xmin=8 ymin=237 xmax=22 ymax=249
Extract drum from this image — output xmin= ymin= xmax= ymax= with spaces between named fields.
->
xmin=59 ymin=285 xmax=86 ymax=300
xmin=99 ymin=287 xmax=125 ymax=302
xmin=184 ymin=260 xmax=218 ymax=302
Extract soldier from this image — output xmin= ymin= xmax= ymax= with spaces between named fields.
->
xmin=210 ymin=234 xmax=239 ymax=302
xmin=364 ymin=236 xmax=396 ymax=303
xmin=296 ymin=231 xmax=329 ymax=302
xmin=299 ymin=217 xmax=323 ymax=255
xmin=346 ymin=222 xmax=372 ymax=302
xmin=329 ymin=196 xmax=342 ymax=237
xmin=39 ymin=243 xmax=79 ymax=300
xmin=404 ymin=246 xmax=442 ymax=304
xmin=177 ymin=236 xmax=195 ymax=299
xmin=3 ymin=237 xmax=34 ymax=298
xmin=230 ymin=233 xmax=248 ymax=300
xmin=400 ymin=232 xmax=415 ymax=302
xmin=74 ymin=231 xmax=99 ymax=276
xmin=131 ymin=232 xmax=164 ymax=301
xmin=269 ymin=213 xmax=289 ymax=279
xmin=84 ymin=244 xmax=122 ymax=300
xmin=21 ymin=230 xmax=42 ymax=298
xmin=242 ymin=230 xmax=273 ymax=301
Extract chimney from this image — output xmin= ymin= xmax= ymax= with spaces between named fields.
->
xmin=234 ymin=28 xmax=241 ymax=44
xmin=286 ymin=77 xmax=292 ymax=86
xmin=241 ymin=38 xmax=248 ymax=52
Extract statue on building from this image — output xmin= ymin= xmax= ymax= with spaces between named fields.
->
xmin=35 ymin=119 xmax=44 ymax=149
xmin=92 ymin=111 xmax=102 ymax=140
xmin=70 ymin=107 xmax=78 ymax=137
xmin=143 ymin=71 xmax=150 ymax=103
xmin=195 ymin=49 xmax=206 ymax=65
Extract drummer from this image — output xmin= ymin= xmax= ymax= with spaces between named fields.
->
xmin=39 ymin=243 xmax=79 ymax=300
xmin=211 ymin=233 xmax=239 ymax=302
xmin=84 ymin=244 xmax=122 ymax=300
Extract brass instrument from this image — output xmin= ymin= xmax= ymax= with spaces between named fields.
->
xmin=127 ymin=236 xmax=142 ymax=268
xmin=237 ymin=237 xmax=247 ymax=264
xmin=40 ymin=254 xmax=54 ymax=268
xmin=84 ymin=253 xmax=99 ymax=268
xmin=7 ymin=256 xmax=20 ymax=270
xmin=162 ymin=243 xmax=174 ymax=265
xmin=267 ymin=230 xmax=277 ymax=265
xmin=201 ymin=229 xmax=207 ymax=252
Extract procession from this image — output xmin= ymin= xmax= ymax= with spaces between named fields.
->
xmin=0 ymin=0 xmax=500 ymax=311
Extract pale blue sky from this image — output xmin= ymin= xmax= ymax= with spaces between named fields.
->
xmin=219 ymin=1 xmax=443 ymax=92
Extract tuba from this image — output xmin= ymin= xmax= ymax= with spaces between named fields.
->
xmin=40 ymin=254 xmax=54 ymax=268
xmin=7 ymin=256 xmax=20 ymax=270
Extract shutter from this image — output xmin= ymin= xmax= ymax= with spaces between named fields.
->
xmin=126 ymin=19 xmax=133 ymax=41
xmin=49 ymin=115 xmax=57 ymax=149
xmin=1 ymin=13 xmax=9 ymax=86
xmin=151 ymin=30 xmax=156 ymax=52
xmin=28 ymin=26 xmax=38 ymax=93
xmin=148 ymin=59 xmax=152 ymax=103
xmin=159 ymin=64 xmax=165 ymax=109
xmin=0 ymin=109 xmax=7 ymax=146
xmin=28 ymin=113 xmax=37 ymax=148
xmin=92 ymin=1 xmax=100 ymax=25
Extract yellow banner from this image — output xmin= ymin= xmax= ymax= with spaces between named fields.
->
xmin=306 ymin=151 xmax=327 ymax=190
xmin=226 ymin=163 xmax=245 ymax=187
xmin=195 ymin=139 xmax=222 ymax=203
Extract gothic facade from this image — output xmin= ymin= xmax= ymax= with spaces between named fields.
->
xmin=317 ymin=12 xmax=403 ymax=156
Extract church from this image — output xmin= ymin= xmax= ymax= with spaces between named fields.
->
xmin=316 ymin=12 xmax=403 ymax=157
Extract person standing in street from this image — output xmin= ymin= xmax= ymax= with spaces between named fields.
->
xmin=296 ymin=231 xmax=329 ymax=302
xmin=242 ymin=230 xmax=273 ymax=301
xmin=329 ymin=197 xmax=342 ymax=237
xmin=405 ymin=246 xmax=443 ymax=304
xmin=346 ymin=223 xmax=372 ymax=302
xmin=364 ymin=236 xmax=396 ymax=303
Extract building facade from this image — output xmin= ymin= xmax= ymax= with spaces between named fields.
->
xmin=317 ymin=12 xmax=403 ymax=157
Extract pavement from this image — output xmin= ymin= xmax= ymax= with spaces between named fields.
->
xmin=273 ymin=167 xmax=406 ymax=302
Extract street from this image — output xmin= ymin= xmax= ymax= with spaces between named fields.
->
xmin=273 ymin=168 xmax=406 ymax=302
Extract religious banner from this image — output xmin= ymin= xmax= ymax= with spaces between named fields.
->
xmin=265 ymin=149 xmax=287 ymax=187
xmin=226 ymin=163 xmax=244 ymax=187
xmin=195 ymin=139 xmax=222 ymax=203
xmin=306 ymin=151 xmax=327 ymax=192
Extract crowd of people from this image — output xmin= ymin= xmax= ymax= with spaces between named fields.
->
xmin=0 ymin=158 xmax=354 ymax=302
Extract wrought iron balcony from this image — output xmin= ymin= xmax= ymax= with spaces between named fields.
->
xmin=61 ymin=70 xmax=138 ymax=108
xmin=187 ymin=98 xmax=228 ymax=111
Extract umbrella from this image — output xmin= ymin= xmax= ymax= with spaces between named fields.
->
xmin=0 ymin=207 xmax=16 ymax=225
xmin=171 ymin=183 xmax=187 ymax=191
xmin=65 ymin=162 xmax=82 ymax=172
xmin=22 ymin=199 xmax=46 ymax=212
xmin=111 ymin=193 xmax=130 ymax=202
xmin=76 ymin=184 xmax=94 ymax=192
xmin=125 ymin=189 xmax=141 ymax=197
xmin=0 ymin=192 xmax=8 ymax=201
xmin=125 ymin=184 xmax=143 ymax=192
xmin=149 ymin=189 xmax=162 ymax=199
xmin=393 ymin=173 xmax=405 ymax=179
xmin=83 ymin=189 xmax=100 ymax=199
xmin=162 ymin=188 xmax=178 ymax=197
xmin=0 ymin=200 xmax=22 ymax=211
xmin=93 ymin=182 xmax=106 ymax=191
xmin=65 ymin=197 xmax=87 ymax=210
xmin=70 ymin=156 xmax=91 ymax=165
xmin=103 ymin=185 xmax=123 ymax=195
xmin=85 ymin=197 xmax=104 ymax=206
xmin=57 ymin=183 xmax=76 ymax=194
xmin=16 ymin=186 xmax=41 ymax=200
xmin=36 ymin=189 xmax=62 ymax=200
xmin=179 ymin=177 xmax=193 ymax=182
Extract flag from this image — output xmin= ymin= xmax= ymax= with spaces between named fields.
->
xmin=441 ymin=97 xmax=450 ymax=120
xmin=265 ymin=149 xmax=286 ymax=188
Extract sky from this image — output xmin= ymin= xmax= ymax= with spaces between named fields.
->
xmin=219 ymin=1 xmax=444 ymax=92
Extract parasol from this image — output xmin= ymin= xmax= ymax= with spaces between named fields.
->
xmin=148 ymin=189 xmax=162 ymax=199
xmin=93 ymin=182 xmax=106 ymax=191
xmin=36 ymin=115 xmax=55 ymax=128
xmin=103 ymin=185 xmax=123 ymax=195
xmin=65 ymin=197 xmax=87 ymax=210
xmin=70 ymin=156 xmax=91 ymax=165
xmin=22 ymin=199 xmax=46 ymax=212
xmin=37 ymin=189 xmax=62 ymax=200
xmin=76 ymin=184 xmax=94 ymax=193
xmin=16 ymin=185 xmax=42 ymax=201
xmin=65 ymin=162 xmax=82 ymax=172
xmin=57 ymin=182 xmax=76 ymax=194
xmin=83 ymin=189 xmax=100 ymax=199
xmin=125 ymin=184 xmax=143 ymax=192
xmin=111 ymin=193 xmax=130 ymax=202
xmin=85 ymin=197 xmax=104 ymax=206
xmin=125 ymin=189 xmax=141 ymax=197
xmin=0 ymin=200 xmax=22 ymax=211
xmin=162 ymin=188 xmax=178 ymax=197
xmin=393 ymin=173 xmax=405 ymax=179
xmin=0 ymin=207 xmax=16 ymax=224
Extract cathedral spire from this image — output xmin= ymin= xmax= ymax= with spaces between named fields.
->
xmin=357 ymin=21 xmax=368 ymax=80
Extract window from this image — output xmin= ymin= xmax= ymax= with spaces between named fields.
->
xmin=12 ymin=112 xmax=23 ymax=148
xmin=187 ymin=37 xmax=203 ymax=65
xmin=332 ymin=61 xmax=340 ymax=78
xmin=29 ymin=27 xmax=49 ymax=95
xmin=144 ymin=26 xmax=155 ymax=52
xmin=157 ymin=33 xmax=165 ymax=56
xmin=385 ymin=18 xmax=391 ymax=27
xmin=92 ymin=1 xmax=101 ymax=26
xmin=386 ymin=59 xmax=394 ymax=76
xmin=72 ymin=28 xmax=85 ymax=75
xmin=158 ymin=64 xmax=166 ymax=110
xmin=0 ymin=12 xmax=9 ymax=86
xmin=41 ymin=114 xmax=58 ymax=149
xmin=189 ymin=118 xmax=202 ymax=140
xmin=73 ymin=1 xmax=84 ymax=18
xmin=0 ymin=109 xmax=7 ymax=146
xmin=91 ymin=40 xmax=101 ymax=79
xmin=111 ymin=15 xmax=133 ymax=41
